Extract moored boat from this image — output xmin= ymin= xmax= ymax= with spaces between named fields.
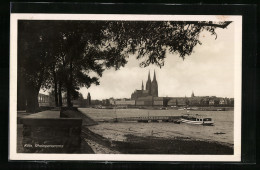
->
xmin=180 ymin=114 xmax=214 ymax=126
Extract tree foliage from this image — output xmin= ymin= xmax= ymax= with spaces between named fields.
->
xmin=17 ymin=20 xmax=231 ymax=111
xmin=103 ymin=21 xmax=231 ymax=67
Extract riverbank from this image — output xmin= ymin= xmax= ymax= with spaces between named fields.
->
xmin=112 ymin=134 xmax=233 ymax=154
xmin=79 ymin=107 xmax=234 ymax=154
xmin=81 ymin=126 xmax=233 ymax=154
xmin=17 ymin=108 xmax=234 ymax=154
xmin=80 ymin=126 xmax=233 ymax=154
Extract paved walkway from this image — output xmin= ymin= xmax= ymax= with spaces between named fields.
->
xmin=17 ymin=111 xmax=31 ymax=118
xmin=24 ymin=110 xmax=60 ymax=118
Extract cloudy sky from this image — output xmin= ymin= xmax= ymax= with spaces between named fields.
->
xmin=80 ymin=22 xmax=235 ymax=100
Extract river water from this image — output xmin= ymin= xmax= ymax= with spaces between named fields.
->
xmin=79 ymin=108 xmax=234 ymax=145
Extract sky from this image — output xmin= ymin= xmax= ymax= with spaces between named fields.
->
xmin=40 ymin=22 xmax=235 ymax=100
xmin=78 ymin=22 xmax=235 ymax=100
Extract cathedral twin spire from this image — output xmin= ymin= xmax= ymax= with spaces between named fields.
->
xmin=144 ymin=70 xmax=158 ymax=97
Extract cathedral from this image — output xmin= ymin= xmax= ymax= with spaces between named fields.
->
xmin=131 ymin=70 xmax=158 ymax=99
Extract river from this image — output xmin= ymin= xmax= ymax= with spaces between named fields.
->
xmin=79 ymin=108 xmax=234 ymax=145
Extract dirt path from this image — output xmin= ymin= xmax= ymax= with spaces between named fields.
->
xmin=81 ymin=126 xmax=120 ymax=154
xmin=84 ymin=139 xmax=120 ymax=154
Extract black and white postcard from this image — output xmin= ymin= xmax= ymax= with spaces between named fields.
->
xmin=9 ymin=14 xmax=242 ymax=161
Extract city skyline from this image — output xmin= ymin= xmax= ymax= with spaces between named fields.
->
xmin=77 ymin=22 xmax=235 ymax=100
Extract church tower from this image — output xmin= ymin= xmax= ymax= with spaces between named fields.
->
xmin=87 ymin=92 xmax=91 ymax=106
xmin=191 ymin=91 xmax=195 ymax=97
xmin=141 ymin=80 xmax=144 ymax=90
xmin=146 ymin=71 xmax=152 ymax=95
xmin=151 ymin=70 xmax=158 ymax=97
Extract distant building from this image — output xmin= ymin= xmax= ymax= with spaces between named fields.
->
xmin=38 ymin=93 xmax=55 ymax=107
xmin=72 ymin=99 xmax=86 ymax=107
xmin=153 ymin=97 xmax=164 ymax=106
xmin=191 ymin=91 xmax=195 ymax=97
xmin=129 ymin=70 xmax=160 ymax=106
xmin=219 ymin=98 xmax=228 ymax=105
xmin=87 ymin=92 xmax=91 ymax=106
xmin=91 ymin=72 xmax=234 ymax=108
xmin=209 ymin=98 xmax=220 ymax=106
xmin=167 ymin=97 xmax=187 ymax=106
xmin=131 ymin=70 xmax=158 ymax=100
xmin=136 ymin=96 xmax=154 ymax=106
xmin=102 ymin=99 xmax=110 ymax=106
xmin=115 ymin=98 xmax=136 ymax=106
xmin=109 ymin=98 xmax=115 ymax=105
xmin=167 ymin=99 xmax=178 ymax=106
xmin=200 ymin=98 xmax=210 ymax=106
xmin=229 ymin=98 xmax=234 ymax=105
xmin=91 ymin=100 xmax=102 ymax=106
xmin=165 ymin=92 xmax=234 ymax=107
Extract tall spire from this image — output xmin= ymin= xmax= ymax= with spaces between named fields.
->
xmin=146 ymin=70 xmax=152 ymax=95
xmin=153 ymin=69 xmax=157 ymax=82
xmin=148 ymin=70 xmax=151 ymax=81
xmin=141 ymin=80 xmax=144 ymax=90
xmin=151 ymin=69 xmax=158 ymax=97
xmin=191 ymin=91 xmax=195 ymax=97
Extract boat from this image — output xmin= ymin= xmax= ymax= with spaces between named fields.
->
xmin=180 ymin=114 xmax=214 ymax=126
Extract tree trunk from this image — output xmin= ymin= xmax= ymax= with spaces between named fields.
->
xmin=53 ymin=71 xmax=58 ymax=107
xmin=58 ymin=81 xmax=63 ymax=107
xmin=67 ymin=86 xmax=72 ymax=107
xmin=17 ymin=70 xmax=26 ymax=110
xmin=67 ymin=57 xmax=73 ymax=107
xmin=26 ymin=87 xmax=40 ymax=113
xmin=24 ymin=62 xmax=44 ymax=113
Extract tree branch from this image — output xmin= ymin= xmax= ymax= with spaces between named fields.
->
xmin=190 ymin=21 xmax=232 ymax=29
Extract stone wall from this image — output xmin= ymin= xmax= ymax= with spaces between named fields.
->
xmin=60 ymin=109 xmax=98 ymax=126
xmin=21 ymin=118 xmax=82 ymax=153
